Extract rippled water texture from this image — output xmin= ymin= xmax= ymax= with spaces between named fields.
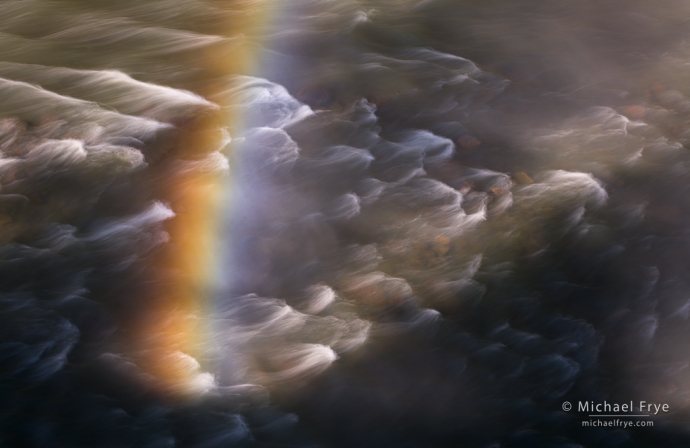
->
xmin=3 ymin=0 xmax=690 ymax=447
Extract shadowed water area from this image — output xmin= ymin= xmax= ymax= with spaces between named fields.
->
xmin=2 ymin=0 xmax=690 ymax=447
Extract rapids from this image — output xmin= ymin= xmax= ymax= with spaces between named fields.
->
xmin=2 ymin=0 xmax=690 ymax=447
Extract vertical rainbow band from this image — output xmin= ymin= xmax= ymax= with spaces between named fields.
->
xmin=130 ymin=1 xmax=278 ymax=399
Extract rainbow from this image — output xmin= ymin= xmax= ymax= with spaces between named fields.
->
xmin=129 ymin=1 xmax=280 ymax=399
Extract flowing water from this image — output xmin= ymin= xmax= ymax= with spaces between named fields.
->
xmin=3 ymin=0 xmax=690 ymax=447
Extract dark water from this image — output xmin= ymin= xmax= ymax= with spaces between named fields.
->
xmin=3 ymin=0 xmax=690 ymax=447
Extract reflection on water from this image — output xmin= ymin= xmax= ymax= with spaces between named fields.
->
xmin=3 ymin=0 xmax=690 ymax=446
